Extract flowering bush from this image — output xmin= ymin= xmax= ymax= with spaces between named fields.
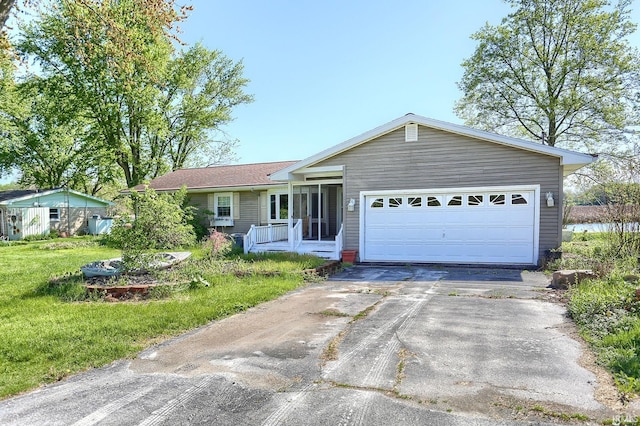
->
xmin=202 ymin=230 xmax=233 ymax=259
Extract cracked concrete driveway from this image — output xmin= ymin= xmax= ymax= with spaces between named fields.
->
xmin=0 ymin=266 xmax=633 ymax=425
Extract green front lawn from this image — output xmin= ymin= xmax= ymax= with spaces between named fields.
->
xmin=0 ymin=238 xmax=324 ymax=398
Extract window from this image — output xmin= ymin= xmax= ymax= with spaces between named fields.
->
xmin=467 ymin=195 xmax=483 ymax=206
xmin=49 ymin=208 xmax=60 ymax=221
xmin=389 ymin=197 xmax=403 ymax=208
xmin=269 ymin=193 xmax=289 ymax=221
xmin=447 ymin=195 xmax=462 ymax=206
xmin=426 ymin=196 xmax=441 ymax=207
xmin=370 ymin=198 xmax=384 ymax=208
xmin=209 ymin=192 xmax=237 ymax=226
xmin=489 ymin=194 xmax=506 ymax=205
xmin=511 ymin=194 xmax=528 ymax=205
xmin=216 ymin=195 xmax=231 ymax=217
xmin=408 ymin=197 xmax=422 ymax=207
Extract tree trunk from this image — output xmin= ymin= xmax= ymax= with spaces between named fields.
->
xmin=0 ymin=0 xmax=16 ymax=30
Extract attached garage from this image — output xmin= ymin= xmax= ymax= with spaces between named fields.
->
xmin=268 ymin=113 xmax=596 ymax=266
xmin=361 ymin=186 xmax=538 ymax=264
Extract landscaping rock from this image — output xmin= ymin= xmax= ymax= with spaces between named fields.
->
xmin=304 ymin=260 xmax=341 ymax=277
xmin=550 ymin=269 xmax=596 ymax=290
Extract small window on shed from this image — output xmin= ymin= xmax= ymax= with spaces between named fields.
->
xmin=511 ymin=194 xmax=528 ymax=205
xmin=389 ymin=197 xmax=403 ymax=208
xmin=370 ymin=198 xmax=384 ymax=208
xmin=408 ymin=197 xmax=422 ymax=207
xmin=489 ymin=194 xmax=506 ymax=205
xmin=467 ymin=195 xmax=484 ymax=206
xmin=50 ymin=208 xmax=60 ymax=221
xmin=447 ymin=195 xmax=462 ymax=206
xmin=426 ymin=196 xmax=441 ymax=207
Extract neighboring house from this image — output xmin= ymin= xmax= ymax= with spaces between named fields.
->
xmin=141 ymin=113 xmax=595 ymax=265
xmin=0 ymin=189 xmax=113 ymax=240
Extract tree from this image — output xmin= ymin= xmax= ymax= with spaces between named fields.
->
xmin=159 ymin=43 xmax=252 ymax=171
xmin=0 ymin=0 xmax=16 ymax=31
xmin=0 ymin=74 xmax=118 ymax=193
xmin=16 ymin=0 xmax=252 ymax=188
xmin=0 ymin=47 xmax=24 ymax=176
xmin=456 ymin=0 xmax=640 ymax=153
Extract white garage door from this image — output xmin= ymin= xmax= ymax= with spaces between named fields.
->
xmin=362 ymin=187 xmax=537 ymax=264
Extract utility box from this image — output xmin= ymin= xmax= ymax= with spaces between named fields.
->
xmin=230 ymin=233 xmax=245 ymax=249
xmin=88 ymin=216 xmax=113 ymax=235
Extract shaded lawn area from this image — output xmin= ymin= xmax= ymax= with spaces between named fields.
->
xmin=0 ymin=239 xmax=324 ymax=398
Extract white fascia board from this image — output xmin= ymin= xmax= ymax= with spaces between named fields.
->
xmin=0 ymin=189 xmax=59 ymax=205
xmin=65 ymin=189 xmax=114 ymax=205
xmin=1 ymin=188 xmax=112 ymax=206
xmin=177 ymin=184 xmax=286 ymax=194
xmin=270 ymin=117 xmax=409 ymax=181
xmin=270 ymin=113 xmax=595 ymax=181
xmin=408 ymin=115 xmax=596 ymax=167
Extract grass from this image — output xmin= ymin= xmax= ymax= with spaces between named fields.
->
xmin=551 ymin=232 xmax=640 ymax=396
xmin=0 ymin=238 xmax=325 ymax=398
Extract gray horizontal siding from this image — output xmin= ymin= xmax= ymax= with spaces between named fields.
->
xmin=315 ymin=126 xmax=562 ymax=264
xmin=187 ymin=191 xmax=259 ymax=235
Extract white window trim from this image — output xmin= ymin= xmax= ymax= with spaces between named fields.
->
xmin=212 ymin=192 xmax=234 ymax=227
xmin=267 ymin=189 xmax=289 ymax=224
xmin=49 ymin=208 xmax=60 ymax=222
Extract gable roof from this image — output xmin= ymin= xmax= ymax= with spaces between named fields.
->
xmin=0 ymin=188 xmax=113 ymax=206
xmin=137 ymin=161 xmax=298 ymax=192
xmin=270 ymin=113 xmax=596 ymax=180
xmin=0 ymin=190 xmax=39 ymax=203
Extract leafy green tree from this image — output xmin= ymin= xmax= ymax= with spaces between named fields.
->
xmin=1 ymin=75 xmax=117 ymax=193
xmin=159 ymin=43 xmax=253 ymax=171
xmin=16 ymin=1 xmax=252 ymax=188
xmin=22 ymin=0 xmax=175 ymax=188
xmin=456 ymin=0 xmax=639 ymax=153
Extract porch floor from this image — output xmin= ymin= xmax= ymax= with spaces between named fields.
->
xmin=250 ymin=240 xmax=339 ymax=260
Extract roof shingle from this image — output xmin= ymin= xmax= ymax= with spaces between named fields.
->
xmin=136 ymin=161 xmax=297 ymax=191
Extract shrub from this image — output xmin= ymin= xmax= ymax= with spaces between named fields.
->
xmin=107 ymin=187 xmax=197 ymax=271
xmin=202 ymin=231 xmax=233 ymax=259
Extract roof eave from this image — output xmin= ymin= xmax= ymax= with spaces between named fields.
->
xmin=271 ymin=113 xmax=598 ymax=180
xmin=124 ymin=183 xmax=285 ymax=194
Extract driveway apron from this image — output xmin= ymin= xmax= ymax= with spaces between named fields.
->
xmin=0 ymin=266 xmax=628 ymax=425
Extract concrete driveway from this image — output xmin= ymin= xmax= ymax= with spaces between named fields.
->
xmin=0 ymin=266 xmax=631 ymax=425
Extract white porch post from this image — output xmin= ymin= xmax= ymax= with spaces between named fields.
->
xmin=317 ymin=183 xmax=321 ymax=241
xmin=288 ymin=181 xmax=294 ymax=250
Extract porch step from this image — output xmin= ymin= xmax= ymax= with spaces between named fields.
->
xmin=249 ymin=242 xmax=339 ymax=260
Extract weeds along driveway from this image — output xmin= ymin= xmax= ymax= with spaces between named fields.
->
xmin=0 ymin=266 xmax=630 ymax=425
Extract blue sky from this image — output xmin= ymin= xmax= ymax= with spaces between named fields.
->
xmin=178 ymin=0 xmax=513 ymax=164
xmin=6 ymin=0 xmax=640 ymax=184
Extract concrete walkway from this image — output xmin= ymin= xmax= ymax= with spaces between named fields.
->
xmin=0 ymin=266 xmax=632 ymax=425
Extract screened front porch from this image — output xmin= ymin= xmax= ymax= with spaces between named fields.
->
xmin=244 ymin=180 xmax=344 ymax=260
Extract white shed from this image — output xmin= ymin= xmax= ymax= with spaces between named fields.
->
xmin=0 ymin=189 xmax=113 ymax=240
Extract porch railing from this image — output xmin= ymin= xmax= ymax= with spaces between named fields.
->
xmin=291 ymin=219 xmax=303 ymax=250
xmin=334 ymin=224 xmax=344 ymax=260
xmin=243 ymin=224 xmax=289 ymax=254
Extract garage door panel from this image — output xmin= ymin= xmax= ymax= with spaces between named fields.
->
xmin=363 ymin=189 xmax=536 ymax=264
